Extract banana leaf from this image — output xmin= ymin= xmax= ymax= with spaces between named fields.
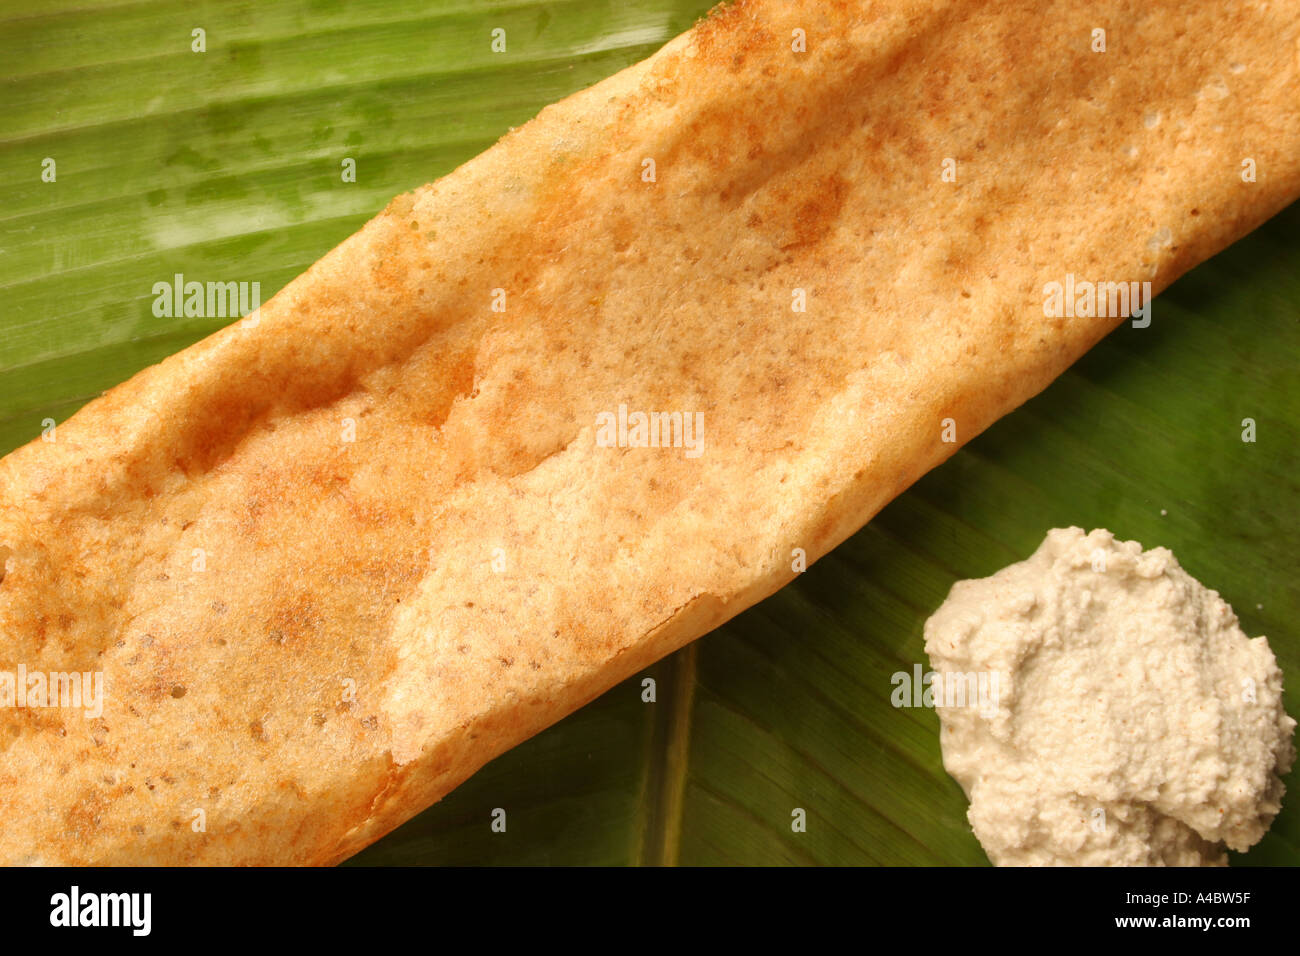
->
xmin=1 ymin=0 xmax=1294 ymax=866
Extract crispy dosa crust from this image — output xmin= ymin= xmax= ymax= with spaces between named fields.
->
xmin=0 ymin=0 xmax=1297 ymax=864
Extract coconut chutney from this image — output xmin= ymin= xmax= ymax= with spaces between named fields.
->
xmin=925 ymin=527 xmax=1295 ymax=866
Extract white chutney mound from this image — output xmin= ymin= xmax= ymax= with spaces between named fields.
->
xmin=924 ymin=527 xmax=1296 ymax=866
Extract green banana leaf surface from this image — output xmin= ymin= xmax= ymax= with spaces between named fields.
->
xmin=1 ymin=0 xmax=1295 ymax=866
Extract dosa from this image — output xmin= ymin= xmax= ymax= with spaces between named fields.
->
xmin=1 ymin=0 xmax=1297 ymax=864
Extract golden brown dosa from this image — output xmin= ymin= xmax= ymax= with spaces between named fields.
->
xmin=1 ymin=0 xmax=1297 ymax=864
